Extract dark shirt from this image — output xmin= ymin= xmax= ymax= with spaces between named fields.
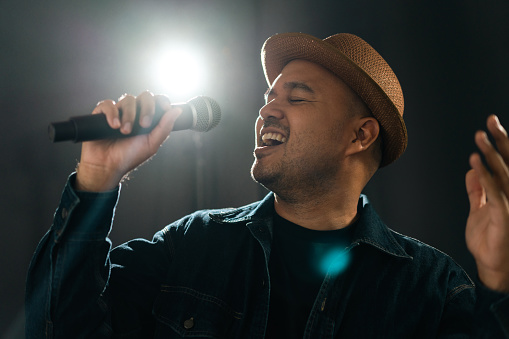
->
xmin=267 ymin=213 xmax=354 ymax=338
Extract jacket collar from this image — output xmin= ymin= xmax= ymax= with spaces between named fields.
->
xmin=209 ymin=193 xmax=275 ymax=223
xmin=352 ymin=195 xmax=413 ymax=259
xmin=210 ymin=193 xmax=412 ymax=260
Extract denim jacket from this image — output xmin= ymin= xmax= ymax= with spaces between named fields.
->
xmin=26 ymin=174 xmax=509 ymax=338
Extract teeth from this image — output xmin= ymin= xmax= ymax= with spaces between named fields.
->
xmin=262 ymin=132 xmax=287 ymax=144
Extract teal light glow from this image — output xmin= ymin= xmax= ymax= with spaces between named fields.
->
xmin=318 ymin=248 xmax=351 ymax=276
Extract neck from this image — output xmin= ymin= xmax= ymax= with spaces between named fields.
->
xmin=273 ymin=185 xmax=361 ymax=231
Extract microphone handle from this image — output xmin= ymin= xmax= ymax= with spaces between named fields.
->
xmin=48 ymin=104 xmax=193 ymax=142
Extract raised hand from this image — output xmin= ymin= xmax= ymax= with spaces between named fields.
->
xmin=466 ymin=114 xmax=509 ymax=293
xmin=76 ymin=91 xmax=182 ymax=192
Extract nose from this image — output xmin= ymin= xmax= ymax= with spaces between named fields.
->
xmin=259 ymin=97 xmax=285 ymax=121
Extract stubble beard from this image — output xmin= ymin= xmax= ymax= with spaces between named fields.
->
xmin=250 ymin=151 xmax=339 ymax=204
xmin=250 ymin=156 xmax=284 ymax=193
xmin=251 ymin=118 xmax=346 ymax=203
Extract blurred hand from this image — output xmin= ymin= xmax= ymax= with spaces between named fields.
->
xmin=466 ymin=114 xmax=509 ymax=293
xmin=76 ymin=91 xmax=182 ymax=192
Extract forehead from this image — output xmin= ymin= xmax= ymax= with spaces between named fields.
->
xmin=270 ymin=59 xmax=352 ymax=94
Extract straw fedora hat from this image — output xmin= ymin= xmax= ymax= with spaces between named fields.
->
xmin=261 ymin=32 xmax=407 ymax=167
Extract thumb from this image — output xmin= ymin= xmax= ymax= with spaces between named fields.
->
xmin=466 ymin=167 xmax=486 ymax=212
xmin=148 ymin=106 xmax=182 ymax=148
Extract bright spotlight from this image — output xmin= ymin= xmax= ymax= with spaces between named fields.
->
xmin=150 ymin=47 xmax=206 ymax=98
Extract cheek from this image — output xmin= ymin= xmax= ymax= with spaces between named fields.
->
xmin=294 ymin=119 xmax=344 ymax=152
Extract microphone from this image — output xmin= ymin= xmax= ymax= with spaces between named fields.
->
xmin=48 ymin=96 xmax=221 ymax=142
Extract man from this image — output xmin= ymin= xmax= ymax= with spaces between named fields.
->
xmin=26 ymin=33 xmax=509 ymax=338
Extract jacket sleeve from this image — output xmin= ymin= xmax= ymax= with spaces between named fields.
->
xmin=472 ymin=279 xmax=509 ymax=338
xmin=25 ymin=173 xmax=173 ymax=338
xmin=437 ymin=272 xmax=509 ymax=338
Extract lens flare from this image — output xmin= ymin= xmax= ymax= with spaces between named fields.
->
xmin=319 ymin=248 xmax=351 ymax=276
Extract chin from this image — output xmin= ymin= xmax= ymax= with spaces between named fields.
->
xmin=251 ymin=161 xmax=275 ymax=190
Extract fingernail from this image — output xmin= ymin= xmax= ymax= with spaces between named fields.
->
xmin=482 ymin=131 xmax=490 ymax=144
xmin=493 ymin=115 xmax=501 ymax=127
xmin=171 ymin=107 xmax=183 ymax=117
xmin=122 ymin=122 xmax=132 ymax=133
xmin=141 ymin=116 xmax=152 ymax=127
xmin=113 ymin=118 xmax=121 ymax=128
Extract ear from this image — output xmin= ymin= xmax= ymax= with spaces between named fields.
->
xmin=345 ymin=117 xmax=380 ymax=156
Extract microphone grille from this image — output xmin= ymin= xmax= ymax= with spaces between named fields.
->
xmin=188 ymin=96 xmax=221 ymax=132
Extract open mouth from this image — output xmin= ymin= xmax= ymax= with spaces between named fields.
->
xmin=261 ymin=132 xmax=287 ymax=146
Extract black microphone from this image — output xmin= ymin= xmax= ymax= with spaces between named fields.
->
xmin=48 ymin=96 xmax=221 ymax=142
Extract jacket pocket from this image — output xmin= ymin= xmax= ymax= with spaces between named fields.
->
xmin=152 ymin=285 xmax=244 ymax=338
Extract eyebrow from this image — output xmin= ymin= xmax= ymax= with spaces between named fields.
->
xmin=264 ymin=81 xmax=315 ymax=101
xmin=284 ymin=81 xmax=315 ymax=94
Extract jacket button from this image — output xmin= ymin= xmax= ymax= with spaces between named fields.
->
xmin=183 ymin=317 xmax=194 ymax=330
xmin=320 ymin=298 xmax=327 ymax=312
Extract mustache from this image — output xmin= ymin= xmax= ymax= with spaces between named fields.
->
xmin=262 ymin=117 xmax=290 ymax=135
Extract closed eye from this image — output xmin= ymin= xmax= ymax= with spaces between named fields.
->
xmin=289 ymin=98 xmax=308 ymax=103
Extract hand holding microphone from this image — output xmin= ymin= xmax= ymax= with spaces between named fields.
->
xmin=63 ymin=91 xmax=221 ymax=192
xmin=49 ymin=94 xmax=221 ymax=142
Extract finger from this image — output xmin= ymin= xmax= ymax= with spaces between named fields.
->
xmin=136 ymin=90 xmax=156 ymax=128
xmin=92 ymin=99 xmax=121 ymax=129
xmin=487 ymin=115 xmax=509 ymax=165
xmin=470 ymin=150 xmax=506 ymax=210
xmin=154 ymin=94 xmax=172 ymax=125
xmin=475 ymin=130 xmax=509 ymax=196
xmin=154 ymin=94 xmax=172 ymax=113
xmin=466 ymin=166 xmax=486 ymax=212
xmin=145 ymin=106 xmax=182 ymax=154
xmin=117 ymin=94 xmax=136 ymax=134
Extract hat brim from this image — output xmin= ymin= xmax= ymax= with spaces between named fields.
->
xmin=261 ymin=33 xmax=407 ymax=167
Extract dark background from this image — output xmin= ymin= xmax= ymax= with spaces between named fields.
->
xmin=1 ymin=0 xmax=508 ymax=337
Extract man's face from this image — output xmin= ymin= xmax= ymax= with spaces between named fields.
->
xmin=251 ymin=59 xmax=360 ymax=197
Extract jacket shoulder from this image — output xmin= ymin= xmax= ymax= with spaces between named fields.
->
xmin=390 ymin=229 xmax=475 ymax=291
